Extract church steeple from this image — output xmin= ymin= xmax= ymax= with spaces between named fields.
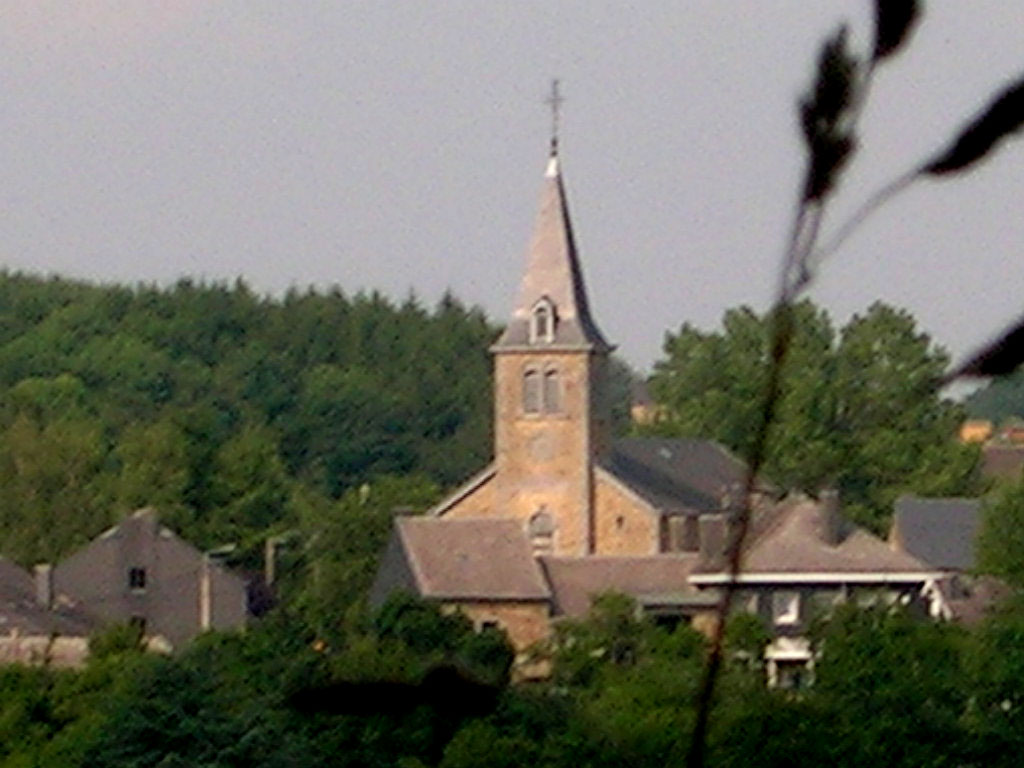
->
xmin=489 ymin=129 xmax=613 ymax=557
xmin=492 ymin=144 xmax=612 ymax=352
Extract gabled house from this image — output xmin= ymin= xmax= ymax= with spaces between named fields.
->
xmin=52 ymin=508 xmax=249 ymax=649
xmin=691 ymin=492 xmax=940 ymax=686
xmin=890 ymin=495 xmax=1007 ymax=625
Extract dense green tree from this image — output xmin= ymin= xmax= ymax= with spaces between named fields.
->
xmin=807 ymin=604 xmax=970 ymax=767
xmin=649 ymin=299 xmax=979 ymax=530
xmin=976 ymin=476 xmax=1024 ymax=587
xmin=964 ymin=595 xmax=1024 ymax=766
xmin=292 ymin=474 xmax=441 ymax=631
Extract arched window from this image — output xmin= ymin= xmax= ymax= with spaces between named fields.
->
xmin=543 ymin=369 xmax=561 ymax=413
xmin=523 ymin=369 xmax=541 ymax=413
xmin=528 ymin=508 xmax=555 ymax=555
xmin=529 ymin=298 xmax=556 ymax=344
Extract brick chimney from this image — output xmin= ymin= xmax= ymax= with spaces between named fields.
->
xmin=820 ymin=489 xmax=842 ymax=546
xmin=34 ymin=563 xmax=53 ymax=609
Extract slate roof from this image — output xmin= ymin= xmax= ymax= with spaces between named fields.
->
xmin=694 ymin=495 xmax=934 ymax=578
xmin=540 ymin=555 xmax=702 ymax=616
xmin=397 ymin=517 xmax=550 ymax=601
xmin=493 ymin=151 xmax=611 ymax=352
xmin=602 ymin=437 xmax=751 ymax=513
xmin=892 ymin=496 xmax=982 ymax=571
xmin=0 ymin=558 xmax=97 ymax=637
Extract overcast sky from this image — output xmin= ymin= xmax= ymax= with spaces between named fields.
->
xmin=1 ymin=1 xmax=1022 ymax=372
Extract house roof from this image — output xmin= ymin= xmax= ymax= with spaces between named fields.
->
xmin=397 ymin=517 xmax=550 ymax=601
xmin=493 ymin=150 xmax=611 ymax=352
xmin=694 ymin=495 xmax=934 ymax=580
xmin=0 ymin=558 xmax=97 ymax=638
xmin=601 ymin=437 xmax=751 ymax=513
xmin=539 ymin=554 xmax=702 ymax=616
xmin=892 ymin=495 xmax=982 ymax=571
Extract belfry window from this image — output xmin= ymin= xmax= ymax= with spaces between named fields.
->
xmin=529 ymin=298 xmax=556 ymax=344
xmin=543 ymin=369 xmax=561 ymax=413
xmin=523 ymin=369 xmax=542 ymax=413
xmin=523 ymin=367 xmax=562 ymax=415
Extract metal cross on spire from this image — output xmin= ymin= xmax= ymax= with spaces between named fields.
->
xmin=544 ymin=79 xmax=564 ymax=154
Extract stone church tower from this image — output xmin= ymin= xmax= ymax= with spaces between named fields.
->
xmin=371 ymin=139 xmax=759 ymax=660
xmin=489 ymin=146 xmax=613 ymax=556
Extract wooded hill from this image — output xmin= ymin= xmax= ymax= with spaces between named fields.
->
xmin=0 ymin=271 xmax=496 ymax=566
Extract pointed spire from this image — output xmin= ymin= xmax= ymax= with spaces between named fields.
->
xmin=493 ymin=145 xmax=611 ymax=352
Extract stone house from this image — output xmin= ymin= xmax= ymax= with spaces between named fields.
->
xmin=52 ymin=508 xmax=249 ymax=650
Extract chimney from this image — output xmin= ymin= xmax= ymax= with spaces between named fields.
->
xmin=720 ymin=481 xmax=745 ymax=513
xmin=820 ymin=489 xmax=842 ymax=546
xmin=699 ymin=515 xmax=727 ymax=566
xmin=34 ymin=563 xmax=53 ymax=609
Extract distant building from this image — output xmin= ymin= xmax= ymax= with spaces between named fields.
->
xmin=0 ymin=557 xmax=96 ymax=667
xmin=52 ymin=508 xmax=249 ymax=650
xmin=959 ymin=419 xmax=993 ymax=444
xmin=890 ymin=495 xmax=1007 ymax=625
xmin=629 ymin=379 xmax=664 ymax=426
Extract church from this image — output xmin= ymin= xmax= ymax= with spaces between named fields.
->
xmin=369 ymin=141 xmax=759 ymax=653
xmin=370 ymin=141 xmax=941 ymax=673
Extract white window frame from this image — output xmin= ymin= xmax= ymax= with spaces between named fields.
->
xmin=772 ymin=590 xmax=800 ymax=625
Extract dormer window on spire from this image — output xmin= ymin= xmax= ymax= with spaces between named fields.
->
xmin=530 ymin=297 xmax=557 ymax=344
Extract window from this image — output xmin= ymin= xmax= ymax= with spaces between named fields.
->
xmin=529 ymin=298 xmax=556 ymax=343
xmin=528 ymin=509 xmax=555 ymax=555
xmin=128 ymin=567 xmax=147 ymax=592
xmin=542 ymin=369 xmax=561 ymax=413
xmin=772 ymin=591 xmax=800 ymax=625
xmin=522 ymin=367 xmax=562 ymax=415
xmin=523 ymin=369 xmax=542 ymax=413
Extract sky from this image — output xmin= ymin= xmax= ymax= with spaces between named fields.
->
xmin=1 ymin=1 xmax=1022 ymax=373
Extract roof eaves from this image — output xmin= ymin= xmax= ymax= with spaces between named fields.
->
xmin=594 ymin=464 xmax=665 ymax=516
xmin=429 ymin=464 xmax=497 ymax=517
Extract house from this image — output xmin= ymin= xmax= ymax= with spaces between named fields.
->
xmin=691 ymin=491 xmax=940 ymax=686
xmin=890 ymin=495 xmax=1007 ymax=625
xmin=0 ymin=557 xmax=96 ymax=667
xmin=52 ymin=508 xmax=249 ymax=650
xmin=370 ymin=142 xmax=950 ymax=674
